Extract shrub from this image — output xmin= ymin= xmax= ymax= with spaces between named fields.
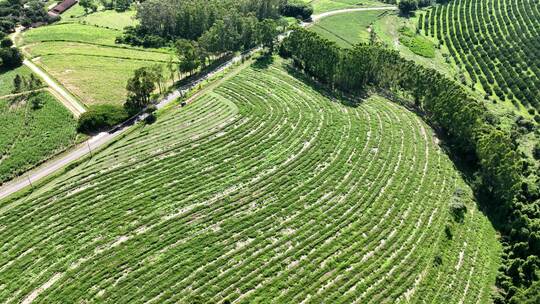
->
xmin=533 ymin=143 xmax=540 ymax=160
xmin=433 ymin=255 xmax=443 ymax=266
xmin=0 ymin=37 xmax=12 ymax=48
xmin=0 ymin=47 xmax=23 ymax=69
xmin=398 ymin=0 xmax=418 ymax=16
xmin=449 ymin=189 xmax=468 ymax=222
xmin=144 ymin=112 xmax=156 ymax=124
xmin=77 ymin=104 xmax=129 ymax=134
xmin=418 ymin=0 xmax=432 ymax=7
xmin=445 ymin=224 xmax=453 ymax=240
xmin=279 ymin=0 xmax=313 ymax=20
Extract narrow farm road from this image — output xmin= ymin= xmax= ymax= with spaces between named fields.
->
xmin=0 ymin=88 xmax=46 ymax=99
xmin=0 ymin=7 xmax=391 ymax=201
xmin=11 ymin=27 xmax=87 ymax=117
xmin=23 ymin=59 xmax=87 ymax=117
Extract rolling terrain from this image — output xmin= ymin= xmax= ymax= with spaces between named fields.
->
xmin=0 ymin=59 xmax=499 ymax=303
xmin=2 ymin=0 xmax=536 ymax=302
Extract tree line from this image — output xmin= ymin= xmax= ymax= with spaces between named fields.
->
xmin=81 ymin=0 xmax=305 ymax=133
xmin=280 ymin=27 xmax=539 ymax=303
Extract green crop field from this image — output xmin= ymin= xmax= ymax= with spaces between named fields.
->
xmin=21 ymin=18 xmax=174 ymax=106
xmin=421 ymin=0 xmax=540 ymax=115
xmin=0 ymin=59 xmax=499 ymax=303
xmin=309 ymin=10 xmax=387 ymax=47
xmin=0 ymin=92 xmax=78 ymax=185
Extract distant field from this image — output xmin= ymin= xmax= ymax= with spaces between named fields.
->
xmin=61 ymin=4 xmax=138 ymax=30
xmin=0 ymin=59 xmax=499 ymax=303
xmin=23 ymin=23 xmax=119 ymax=45
xmin=303 ymin=0 xmax=392 ymax=14
xmin=422 ymin=0 xmax=540 ymax=116
xmin=310 ymin=10 xmax=388 ymax=47
xmin=0 ymin=92 xmax=78 ymax=184
xmin=21 ymin=10 xmax=174 ymax=107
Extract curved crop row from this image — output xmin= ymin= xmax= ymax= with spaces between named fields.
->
xmin=0 ymin=61 xmax=499 ymax=303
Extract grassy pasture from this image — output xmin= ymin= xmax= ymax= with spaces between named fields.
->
xmin=0 ymin=59 xmax=499 ymax=303
xmin=310 ymin=10 xmax=387 ymax=47
xmin=23 ymin=23 xmax=119 ymax=46
xmin=21 ymin=22 xmax=175 ymax=106
xmin=303 ymin=0 xmax=392 ymax=14
xmin=398 ymin=26 xmax=435 ymax=58
xmin=0 ymin=92 xmax=78 ymax=184
xmin=34 ymin=54 xmax=170 ymax=106
xmin=26 ymin=42 xmax=171 ymax=62
xmin=63 ymin=5 xmax=138 ymax=30
xmin=0 ymin=66 xmax=34 ymax=97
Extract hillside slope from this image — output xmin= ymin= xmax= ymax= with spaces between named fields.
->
xmin=0 ymin=59 xmax=499 ymax=303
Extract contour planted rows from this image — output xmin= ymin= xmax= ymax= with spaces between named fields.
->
xmin=0 ymin=61 xmax=499 ymax=303
xmin=423 ymin=0 xmax=540 ymax=112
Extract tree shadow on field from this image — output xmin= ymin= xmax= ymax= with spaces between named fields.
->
xmin=251 ymin=53 xmax=274 ymax=70
xmin=282 ymin=61 xmax=369 ymax=108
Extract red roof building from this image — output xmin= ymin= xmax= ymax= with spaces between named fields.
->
xmin=48 ymin=0 xmax=78 ymax=16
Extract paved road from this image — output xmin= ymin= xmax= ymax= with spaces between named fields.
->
xmin=0 ymin=50 xmax=257 ymax=200
xmin=0 ymin=8 xmax=384 ymax=201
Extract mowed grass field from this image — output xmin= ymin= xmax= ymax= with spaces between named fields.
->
xmin=310 ymin=10 xmax=389 ymax=47
xmin=0 ymin=59 xmax=500 ymax=303
xmin=60 ymin=3 xmax=138 ymax=30
xmin=303 ymin=0 xmax=393 ymax=14
xmin=0 ymin=92 xmax=78 ymax=184
xmin=21 ymin=11 xmax=174 ymax=107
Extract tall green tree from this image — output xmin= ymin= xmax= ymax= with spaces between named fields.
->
xmin=150 ymin=64 xmax=165 ymax=94
xmin=12 ymin=74 xmax=22 ymax=94
xmin=79 ymin=0 xmax=98 ymax=14
xmin=175 ymin=39 xmax=201 ymax=76
xmin=398 ymin=0 xmax=418 ymax=16
xmin=125 ymin=67 xmax=156 ymax=114
xmin=256 ymin=19 xmax=279 ymax=53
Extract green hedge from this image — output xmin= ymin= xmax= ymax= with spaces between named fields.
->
xmin=77 ymin=104 xmax=129 ymax=134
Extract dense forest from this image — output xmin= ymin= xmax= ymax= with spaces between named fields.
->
xmin=280 ymin=27 xmax=539 ymax=303
xmin=118 ymin=0 xmax=290 ymax=48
